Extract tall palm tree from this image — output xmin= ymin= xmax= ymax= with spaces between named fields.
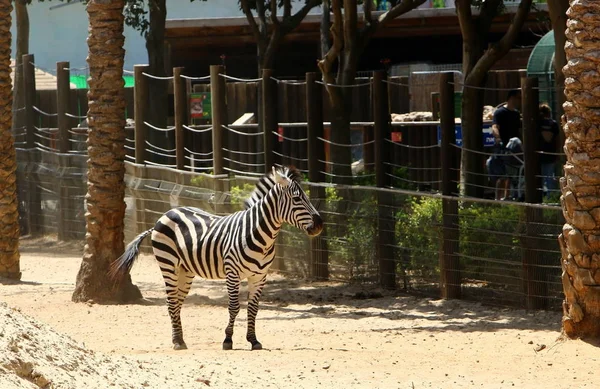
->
xmin=72 ymin=0 xmax=140 ymax=302
xmin=560 ymin=0 xmax=600 ymax=339
xmin=0 ymin=0 xmax=20 ymax=281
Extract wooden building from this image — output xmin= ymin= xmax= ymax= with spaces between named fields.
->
xmin=165 ymin=5 xmax=550 ymax=78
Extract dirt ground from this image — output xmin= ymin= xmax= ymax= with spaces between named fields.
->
xmin=1 ymin=239 xmax=599 ymax=389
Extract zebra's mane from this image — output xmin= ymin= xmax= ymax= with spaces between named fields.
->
xmin=243 ymin=166 xmax=301 ymax=210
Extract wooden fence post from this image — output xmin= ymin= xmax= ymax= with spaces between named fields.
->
xmin=56 ymin=61 xmax=71 ymax=241
xmin=23 ymin=54 xmax=41 ymax=235
xmin=262 ymin=69 xmax=277 ymax=172
xmin=439 ymin=71 xmax=461 ymax=299
xmin=306 ymin=72 xmax=329 ymax=280
xmin=56 ymin=61 xmax=71 ymax=153
xmin=373 ymin=70 xmax=395 ymax=289
xmin=210 ymin=65 xmax=226 ymax=175
xmin=134 ymin=65 xmax=149 ymax=165
xmin=173 ymin=67 xmax=186 ymax=171
xmin=23 ymin=54 xmax=36 ymax=150
xmin=521 ymin=76 xmax=547 ymax=310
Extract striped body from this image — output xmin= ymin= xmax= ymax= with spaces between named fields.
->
xmin=112 ymin=166 xmax=322 ymax=350
xmin=152 ymin=204 xmax=278 ymax=281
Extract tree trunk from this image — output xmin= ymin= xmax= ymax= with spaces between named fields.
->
xmin=12 ymin=0 xmax=28 ymax=133
xmin=145 ymin=0 xmax=170 ymax=163
xmin=0 ymin=0 xmax=20 ymax=280
xmin=460 ymin=85 xmax=486 ymax=198
xmin=547 ymin=0 xmax=568 ymax=166
xmin=72 ymin=0 xmax=141 ymax=303
xmin=548 ymin=0 xmax=568 ymax=122
xmin=559 ymin=0 xmax=600 ymax=339
xmin=320 ymin=0 xmax=331 ymax=58
xmin=326 ymin=55 xmax=356 ymax=185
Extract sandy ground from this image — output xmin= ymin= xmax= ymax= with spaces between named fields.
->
xmin=1 ymin=239 xmax=599 ymax=389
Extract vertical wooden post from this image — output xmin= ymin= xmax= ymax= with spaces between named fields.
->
xmin=522 ymin=77 xmax=542 ymax=204
xmin=306 ymin=72 xmax=329 ymax=280
xmin=262 ymin=69 xmax=277 ymax=172
xmin=173 ymin=67 xmax=186 ymax=171
xmin=23 ymin=54 xmax=36 ymax=149
xmin=56 ymin=61 xmax=71 ymax=241
xmin=431 ymin=92 xmax=440 ymax=120
xmin=23 ymin=54 xmax=41 ymax=235
xmin=439 ymin=71 xmax=461 ymax=299
xmin=134 ymin=65 xmax=149 ymax=165
xmin=56 ymin=61 xmax=71 ymax=153
xmin=521 ymin=76 xmax=547 ymax=310
xmin=373 ymin=70 xmax=395 ymax=289
xmin=210 ymin=65 xmax=227 ymax=175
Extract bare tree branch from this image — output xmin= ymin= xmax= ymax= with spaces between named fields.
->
xmin=376 ymin=0 xmax=426 ymax=27
xmin=364 ymin=0 xmax=373 ymax=27
xmin=282 ymin=0 xmax=322 ymax=34
xmin=466 ymin=0 xmax=534 ymax=85
xmin=455 ymin=0 xmax=475 ymax=42
xmin=320 ymin=0 xmax=331 ymax=58
xmin=342 ymin=0 xmax=357 ymax=48
xmin=270 ymin=0 xmax=280 ymax=26
xmin=359 ymin=0 xmax=426 ymax=48
xmin=256 ymin=0 xmax=268 ymax=36
xmin=318 ymin=0 xmax=343 ymax=98
xmin=477 ymin=0 xmax=503 ymax=35
xmin=240 ymin=0 xmax=266 ymax=53
xmin=283 ymin=0 xmax=291 ymax=19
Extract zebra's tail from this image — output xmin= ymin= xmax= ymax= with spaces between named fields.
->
xmin=109 ymin=228 xmax=154 ymax=280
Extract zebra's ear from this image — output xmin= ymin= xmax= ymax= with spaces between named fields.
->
xmin=272 ymin=166 xmax=291 ymax=187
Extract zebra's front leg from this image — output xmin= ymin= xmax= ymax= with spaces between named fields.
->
xmin=246 ymin=274 xmax=267 ymax=350
xmin=223 ymin=272 xmax=241 ymax=350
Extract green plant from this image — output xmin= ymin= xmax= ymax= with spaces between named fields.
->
xmin=325 ymin=186 xmax=378 ymax=281
xmin=395 ymin=196 xmax=442 ymax=282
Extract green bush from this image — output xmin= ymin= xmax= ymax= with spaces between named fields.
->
xmin=325 ymin=186 xmax=378 ymax=280
xmin=395 ymin=196 xmax=442 ymax=282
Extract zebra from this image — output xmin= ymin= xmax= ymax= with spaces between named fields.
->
xmin=110 ymin=166 xmax=323 ymax=351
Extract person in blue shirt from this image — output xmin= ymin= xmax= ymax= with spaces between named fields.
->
xmin=491 ymin=89 xmax=522 ymax=200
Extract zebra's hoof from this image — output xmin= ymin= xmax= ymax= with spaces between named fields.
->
xmin=251 ymin=341 xmax=263 ymax=351
xmin=222 ymin=341 xmax=233 ymax=350
xmin=173 ymin=342 xmax=187 ymax=350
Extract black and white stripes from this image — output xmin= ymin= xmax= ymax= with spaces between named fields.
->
xmin=111 ymin=166 xmax=323 ymax=350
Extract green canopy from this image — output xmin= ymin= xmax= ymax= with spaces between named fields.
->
xmin=526 ymin=30 xmax=556 ymax=114
xmin=69 ymin=74 xmax=135 ymax=89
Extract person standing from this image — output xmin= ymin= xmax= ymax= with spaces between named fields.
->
xmin=491 ymin=89 xmax=522 ymax=200
xmin=538 ymin=103 xmax=560 ymax=197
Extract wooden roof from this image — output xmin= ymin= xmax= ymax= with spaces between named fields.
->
xmin=10 ymin=59 xmax=77 ymax=90
xmin=165 ymin=5 xmax=549 ymax=51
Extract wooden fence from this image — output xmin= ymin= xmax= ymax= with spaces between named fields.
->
xmin=14 ymin=57 xmax=563 ymax=310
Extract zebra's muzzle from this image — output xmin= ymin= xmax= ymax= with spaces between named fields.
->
xmin=306 ymin=214 xmax=323 ymax=237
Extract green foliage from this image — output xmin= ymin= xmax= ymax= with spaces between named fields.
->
xmin=229 ymin=183 xmax=255 ymax=212
xmin=459 ymin=203 xmax=524 ymax=280
xmin=325 ymin=187 xmax=378 ymax=280
xmin=395 ymin=196 xmax=442 ymax=280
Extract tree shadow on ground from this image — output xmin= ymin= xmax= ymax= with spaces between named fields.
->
xmin=125 ymin=277 xmax=562 ymax=334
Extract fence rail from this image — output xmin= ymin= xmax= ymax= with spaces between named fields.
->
xmin=14 ymin=56 xmax=565 ymax=311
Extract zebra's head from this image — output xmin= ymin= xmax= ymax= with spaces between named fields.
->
xmin=271 ymin=166 xmax=323 ymax=237
xmin=246 ymin=166 xmax=323 ymax=237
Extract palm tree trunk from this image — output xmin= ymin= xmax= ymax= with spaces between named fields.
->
xmin=72 ymin=0 xmax=141 ymax=302
xmin=12 ymin=0 xmax=28 ymax=133
xmin=0 ymin=0 xmax=20 ymax=280
xmin=560 ymin=0 xmax=600 ymax=339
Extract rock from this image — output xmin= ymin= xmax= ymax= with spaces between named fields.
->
xmin=534 ymin=344 xmax=546 ymax=352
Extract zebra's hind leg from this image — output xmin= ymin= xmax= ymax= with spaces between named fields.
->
xmin=163 ymin=265 xmax=195 ymax=350
xmin=246 ymin=274 xmax=267 ymax=350
xmin=222 ymin=272 xmax=241 ymax=350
